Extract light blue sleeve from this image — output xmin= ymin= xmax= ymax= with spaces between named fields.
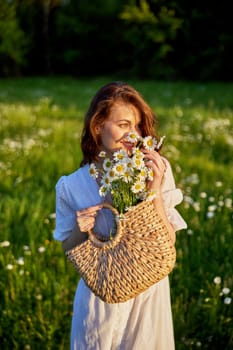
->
xmin=53 ymin=176 xmax=76 ymax=241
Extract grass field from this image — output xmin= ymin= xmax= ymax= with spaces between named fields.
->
xmin=0 ymin=76 xmax=232 ymax=349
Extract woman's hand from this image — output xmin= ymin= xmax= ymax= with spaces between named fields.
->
xmin=142 ymin=149 xmax=167 ymax=192
xmin=77 ymin=204 xmax=103 ymax=232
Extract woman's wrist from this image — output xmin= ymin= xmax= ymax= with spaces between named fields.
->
xmin=152 ymin=193 xmax=176 ymax=244
xmin=62 ymin=224 xmax=88 ymax=252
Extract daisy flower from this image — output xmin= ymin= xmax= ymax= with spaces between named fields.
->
xmin=131 ymin=180 xmax=145 ymax=194
xmin=143 ymin=136 xmax=157 ymax=150
xmin=107 ymin=169 xmax=116 ymax=181
xmin=124 ymin=159 xmax=134 ymax=172
xmin=121 ymin=171 xmax=133 ymax=183
xmin=114 ymin=150 xmax=127 ymax=162
xmin=98 ymin=151 xmax=106 ymax=158
xmin=113 ymin=163 xmax=126 ymax=176
xmin=132 ymin=155 xmax=145 ymax=170
xmin=89 ymin=163 xmax=98 ymax=178
xmin=147 ymin=168 xmax=154 ymax=181
xmin=138 ymin=168 xmax=147 ymax=180
xmin=103 ymin=158 xmax=113 ymax=171
xmin=126 ymin=131 xmax=141 ymax=144
xmin=146 ymin=190 xmax=157 ymax=201
xmin=101 ymin=174 xmax=112 ymax=189
xmin=99 ymin=186 xmax=108 ymax=197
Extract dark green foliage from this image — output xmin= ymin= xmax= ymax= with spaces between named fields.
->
xmin=0 ymin=0 xmax=232 ymax=80
xmin=0 ymin=0 xmax=28 ymax=75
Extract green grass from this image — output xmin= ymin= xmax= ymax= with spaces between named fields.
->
xmin=0 ymin=77 xmax=232 ymax=349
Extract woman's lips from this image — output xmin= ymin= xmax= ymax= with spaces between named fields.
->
xmin=121 ymin=141 xmax=135 ymax=150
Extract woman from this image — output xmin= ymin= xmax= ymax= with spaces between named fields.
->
xmin=54 ymin=81 xmax=187 ymax=349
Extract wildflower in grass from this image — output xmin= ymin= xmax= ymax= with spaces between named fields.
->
xmin=187 ymin=229 xmax=193 ymax=235
xmin=208 ymin=205 xmax=217 ymax=212
xmin=193 ymin=202 xmax=200 ymax=212
xmin=208 ymin=196 xmax=215 ymax=202
xmin=89 ymin=163 xmax=98 ymax=179
xmin=19 ymin=269 xmax=24 ymax=275
xmin=49 ymin=213 xmax=56 ymax=219
xmin=225 ymin=198 xmax=232 ymax=208
xmin=0 ymin=241 xmax=10 ymax=247
xmin=224 ymin=297 xmax=232 ymax=305
xmin=38 ymin=246 xmax=46 ymax=253
xmin=185 ymin=173 xmax=199 ymax=184
xmin=17 ymin=257 xmax=24 ymax=265
xmin=213 ymin=276 xmax=221 ymax=285
xmin=184 ymin=196 xmax=194 ymax=204
xmin=222 ymin=287 xmax=230 ymax=295
xmin=200 ymin=192 xmax=207 ymax=198
xmin=207 ymin=212 xmax=214 ymax=218
xmin=6 ymin=264 xmax=14 ymax=270
xmin=215 ymin=181 xmax=223 ymax=187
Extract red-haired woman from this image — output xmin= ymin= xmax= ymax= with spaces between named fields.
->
xmin=54 ymin=82 xmax=187 ymax=349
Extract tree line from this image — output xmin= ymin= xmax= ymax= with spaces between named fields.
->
xmin=0 ymin=0 xmax=232 ymax=81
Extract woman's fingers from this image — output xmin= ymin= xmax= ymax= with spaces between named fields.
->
xmin=77 ymin=204 xmax=102 ymax=217
xmin=143 ymin=150 xmax=166 ymax=173
xmin=76 ymin=204 xmax=102 ymax=232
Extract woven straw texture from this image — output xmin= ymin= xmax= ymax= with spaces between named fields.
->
xmin=66 ymin=200 xmax=176 ymax=303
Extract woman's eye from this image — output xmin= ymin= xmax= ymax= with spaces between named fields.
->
xmin=119 ymin=123 xmax=129 ymax=128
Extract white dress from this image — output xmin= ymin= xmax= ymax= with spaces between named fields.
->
xmin=54 ymin=159 xmax=187 ymax=350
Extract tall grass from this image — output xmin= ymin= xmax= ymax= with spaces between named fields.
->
xmin=0 ymin=77 xmax=232 ymax=349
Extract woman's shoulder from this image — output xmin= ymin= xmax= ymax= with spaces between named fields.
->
xmin=55 ymin=164 xmax=90 ymax=192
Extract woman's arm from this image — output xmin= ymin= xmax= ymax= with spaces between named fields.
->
xmin=153 ymin=193 xmax=176 ymax=244
xmin=62 ymin=224 xmax=88 ymax=252
xmin=62 ymin=204 xmax=103 ymax=252
xmin=143 ymin=149 xmax=176 ymax=244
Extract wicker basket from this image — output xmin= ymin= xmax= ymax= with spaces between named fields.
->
xmin=66 ymin=200 xmax=176 ymax=303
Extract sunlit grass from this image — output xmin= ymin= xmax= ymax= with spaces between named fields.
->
xmin=0 ymin=77 xmax=232 ymax=349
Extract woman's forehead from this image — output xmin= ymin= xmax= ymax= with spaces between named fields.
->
xmin=107 ymin=102 xmax=141 ymax=122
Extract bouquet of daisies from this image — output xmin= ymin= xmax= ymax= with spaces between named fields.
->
xmin=89 ymin=132 xmax=165 ymax=214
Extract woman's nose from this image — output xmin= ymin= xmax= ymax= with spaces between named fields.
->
xmin=130 ymin=126 xmax=141 ymax=135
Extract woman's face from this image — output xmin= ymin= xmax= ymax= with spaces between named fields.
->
xmin=97 ymin=102 xmax=141 ymax=155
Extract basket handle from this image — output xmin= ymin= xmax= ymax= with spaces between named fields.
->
xmin=88 ymin=202 xmax=122 ymax=247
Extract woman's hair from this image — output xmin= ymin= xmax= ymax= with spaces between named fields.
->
xmin=80 ymin=81 xmax=158 ymax=166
